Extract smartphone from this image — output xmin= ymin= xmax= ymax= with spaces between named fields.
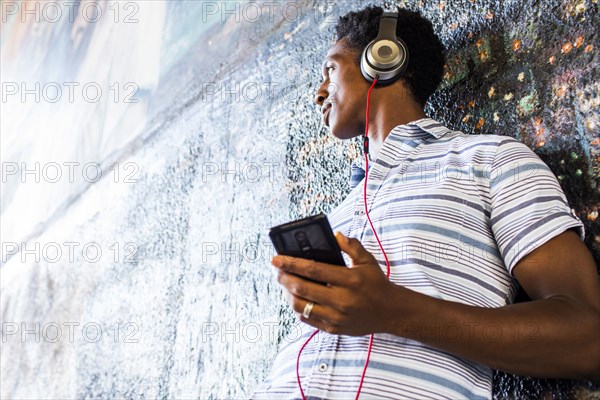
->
xmin=269 ymin=214 xmax=346 ymax=266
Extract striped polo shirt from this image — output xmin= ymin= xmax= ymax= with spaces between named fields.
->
xmin=253 ymin=118 xmax=584 ymax=399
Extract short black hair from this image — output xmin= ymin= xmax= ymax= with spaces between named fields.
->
xmin=335 ymin=6 xmax=446 ymax=106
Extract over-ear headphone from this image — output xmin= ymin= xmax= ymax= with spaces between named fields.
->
xmin=360 ymin=12 xmax=409 ymax=86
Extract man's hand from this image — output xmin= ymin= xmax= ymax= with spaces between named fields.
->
xmin=272 ymin=232 xmax=402 ymax=336
xmin=273 ymin=229 xmax=600 ymax=381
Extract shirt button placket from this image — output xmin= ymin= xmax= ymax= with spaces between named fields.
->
xmin=318 ymin=362 xmax=328 ymax=372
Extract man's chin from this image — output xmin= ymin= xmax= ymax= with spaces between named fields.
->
xmin=327 ymin=122 xmax=344 ymax=139
xmin=329 ymin=126 xmax=361 ymax=140
xmin=328 ymin=127 xmax=346 ymax=140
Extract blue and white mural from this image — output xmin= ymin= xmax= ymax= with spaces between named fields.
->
xmin=1 ymin=0 xmax=598 ymax=398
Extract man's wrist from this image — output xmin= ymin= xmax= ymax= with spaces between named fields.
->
xmin=381 ymin=283 xmax=428 ymax=338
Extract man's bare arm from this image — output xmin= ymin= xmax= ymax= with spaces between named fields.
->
xmin=385 ymin=229 xmax=600 ymax=381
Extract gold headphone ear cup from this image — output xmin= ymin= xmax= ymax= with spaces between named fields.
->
xmin=360 ymin=12 xmax=409 ymax=86
xmin=361 ymin=39 xmax=408 ymax=86
xmin=360 ymin=42 xmax=378 ymax=82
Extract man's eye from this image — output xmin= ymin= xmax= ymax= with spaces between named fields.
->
xmin=326 ymin=66 xmax=335 ymax=74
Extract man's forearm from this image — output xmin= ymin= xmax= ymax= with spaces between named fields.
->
xmin=386 ymin=286 xmax=600 ymax=382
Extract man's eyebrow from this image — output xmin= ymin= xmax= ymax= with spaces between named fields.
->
xmin=324 ymin=54 xmax=343 ymax=64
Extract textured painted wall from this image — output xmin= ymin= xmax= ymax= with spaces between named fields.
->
xmin=1 ymin=0 xmax=598 ymax=399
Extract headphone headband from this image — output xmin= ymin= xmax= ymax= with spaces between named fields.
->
xmin=360 ymin=12 xmax=409 ymax=86
xmin=376 ymin=12 xmax=400 ymax=40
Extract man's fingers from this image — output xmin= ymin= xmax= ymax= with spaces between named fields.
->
xmin=277 ymin=270 xmax=336 ymax=305
xmin=293 ymin=297 xmax=341 ymax=335
xmin=294 ymin=298 xmax=321 ymax=320
xmin=273 ymin=256 xmax=350 ymax=286
xmin=335 ymin=231 xmax=373 ymax=266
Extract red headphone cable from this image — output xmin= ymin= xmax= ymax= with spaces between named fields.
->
xmin=363 ymin=78 xmax=391 ymax=281
xmin=297 ymin=77 xmax=390 ymax=400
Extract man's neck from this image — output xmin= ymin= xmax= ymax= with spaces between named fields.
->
xmin=365 ymin=91 xmax=426 ymax=161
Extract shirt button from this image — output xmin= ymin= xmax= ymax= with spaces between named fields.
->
xmin=318 ymin=362 xmax=328 ymax=372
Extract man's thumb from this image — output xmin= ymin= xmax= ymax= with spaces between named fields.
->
xmin=335 ymin=231 xmax=369 ymax=266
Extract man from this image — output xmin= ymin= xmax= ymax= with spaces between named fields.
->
xmin=253 ymin=6 xmax=599 ymax=399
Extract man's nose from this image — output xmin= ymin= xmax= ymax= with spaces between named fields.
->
xmin=314 ymin=82 xmax=328 ymax=106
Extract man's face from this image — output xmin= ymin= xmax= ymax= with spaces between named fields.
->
xmin=315 ymin=38 xmax=371 ymax=139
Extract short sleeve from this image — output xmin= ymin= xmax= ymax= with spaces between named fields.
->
xmin=489 ymin=139 xmax=585 ymax=274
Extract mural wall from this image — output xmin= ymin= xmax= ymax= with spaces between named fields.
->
xmin=1 ymin=0 xmax=598 ymax=398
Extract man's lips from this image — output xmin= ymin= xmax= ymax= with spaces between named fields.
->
xmin=322 ymin=104 xmax=332 ymax=127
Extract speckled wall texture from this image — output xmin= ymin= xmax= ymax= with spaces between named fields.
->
xmin=0 ymin=0 xmax=598 ymax=399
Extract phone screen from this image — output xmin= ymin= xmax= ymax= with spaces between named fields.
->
xmin=269 ymin=214 xmax=346 ymax=266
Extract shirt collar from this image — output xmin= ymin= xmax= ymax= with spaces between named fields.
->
xmin=348 ymin=118 xmax=449 ymax=190
xmin=350 ymin=158 xmax=367 ymax=190
xmin=389 ymin=117 xmax=451 ymax=140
